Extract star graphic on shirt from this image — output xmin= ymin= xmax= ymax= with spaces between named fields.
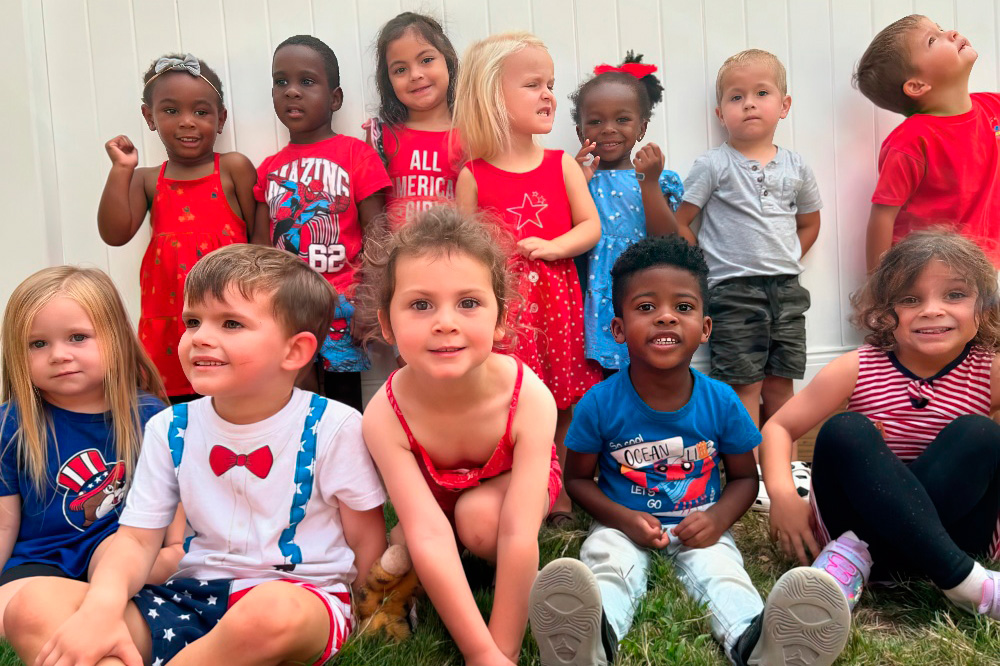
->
xmin=147 ymin=608 xmax=159 ymax=619
xmin=310 ymin=421 xmax=321 ymax=436
xmin=152 ymin=595 xmax=165 ymax=605
xmin=506 ymin=193 xmax=547 ymax=231
xmin=296 ymin=483 xmax=303 ymax=495
xmin=172 ymin=594 xmax=181 ymax=602
xmin=163 ymin=628 xmax=175 ymax=642
xmin=306 ymin=460 xmax=315 ymax=474
xmin=179 ymin=613 xmax=191 ymax=620
xmin=198 ymin=580 xmax=208 ymax=586
xmin=207 ymin=595 xmax=218 ymax=606
xmin=174 ymin=426 xmax=186 ymax=439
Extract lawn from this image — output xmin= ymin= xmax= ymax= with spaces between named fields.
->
xmin=2 ymin=511 xmax=998 ymax=665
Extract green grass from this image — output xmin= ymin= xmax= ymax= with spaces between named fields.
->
xmin=2 ymin=511 xmax=998 ymax=665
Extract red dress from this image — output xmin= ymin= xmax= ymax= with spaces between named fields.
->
xmin=139 ymin=154 xmax=247 ymax=396
xmin=469 ymin=150 xmax=602 ymax=409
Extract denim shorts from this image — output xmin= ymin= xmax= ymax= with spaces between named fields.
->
xmin=707 ymin=274 xmax=809 ymax=384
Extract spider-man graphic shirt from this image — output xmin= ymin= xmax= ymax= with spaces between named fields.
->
xmin=254 ymin=136 xmax=391 ymax=296
xmin=565 ymin=368 xmax=759 ymax=526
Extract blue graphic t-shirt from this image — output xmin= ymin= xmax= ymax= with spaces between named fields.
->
xmin=0 ymin=395 xmax=165 ymax=577
xmin=565 ymin=367 xmax=759 ymax=525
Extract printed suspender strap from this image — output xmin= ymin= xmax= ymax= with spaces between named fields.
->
xmin=166 ymin=404 xmax=195 ymax=551
xmin=277 ymin=393 xmax=328 ymax=569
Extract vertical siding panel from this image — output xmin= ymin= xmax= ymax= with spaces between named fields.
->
xmin=702 ymin=0 xmax=747 ymax=148
xmin=313 ymin=1 xmax=369 ymax=137
xmin=131 ymin=1 xmax=181 ymax=169
xmin=871 ymin=1 xmax=912 ymax=147
xmin=177 ymin=0 xmax=236 ymax=151
xmin=532 ymin=0 xmax=579 ymax=153
xmin=574 ymin=0 xmax=620 ymax=82
xmin=489 ymin=0 xmax=532 ymax=34
xmin=744 ymin=0 xmax=792 ymax=148
xmin=660 ymin=1 xmax=709 ymax=174
xmin=957 ymin=0 xmax=998 ymax=91
xmin=613 ymin=0 xmax=666 ymax=153
xmin=221 ymin=0 xmax=275 ymax=164
xmin=443 ymin=0 xmax=489 ymax=56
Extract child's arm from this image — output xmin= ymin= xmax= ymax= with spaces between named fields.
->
xmin=672 ymin=451 xmax=757 ymax=548
xmin=340 ymin=504 xmax=387 ymax=594
xmin=796 ymin=210 xmax=821 ymax=258
xmin=517 ymin=153 xmax=600 ymax=261
xmin=97 ymin=136 xmax=152 ymax=246
xmin=455 ymin=167 xmax=479 ymax=215
xmin=672 ymin=202 xmax=701 ymax=245
xmin=490 ymin=371 xmax=557 ymax=659
xmin=574 ymin=140 xmax=599 ymax=182
xmin=865 ymin=204 xmax=901 ymax=273
xmin=35 ymin=525 xmax=166 ymax=666
xmin=0 ymin=495 xmax=19 ymax=570
xmin=251 ymin=202 xmax=272 ymax=246
xmin=358 ymin=192 xmax=387 ymax=239
xmin=362 ymin=391 xmax=513 ymax=666
xmin=220 ymin=152 xmax=259 ymax=239
xmin=564 ymin=450 xmax=670 ymax=549
xmin=761 ymin=351 xmax=858 ymax=564
xmin=634 ymin=144 xmax=680 ymax=237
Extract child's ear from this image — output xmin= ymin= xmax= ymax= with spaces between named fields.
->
xmin=141 ymin=104 xmax=156 ymax=131
xmin=377 ymin=309 xmax=395 ymax=346
xmin=903 ymin=77 xmax=932 ymax=101
xmin=714 ymin=106 xmax=724 ymax=126
xmin=282 ymin=331 xmax=319 ymax=372
xmin=779 ymin=94 xmax=792 ymax=119
xmin=700 ymin=315 xmax=712 ymax=344
xmin=217 ymin=106 xmax=228 ymax=135
xmin=330 ymin=87 xmax=344 ymax=113
xmin=638 ymin=119 xmax=649 ymax=142
xmin=575 ymin=124 xmax=584 ymax=143
xmin=493 ymin=320 xmax=506 ymax=344
xmin=610 ymin=316 xmax=626 ymax=344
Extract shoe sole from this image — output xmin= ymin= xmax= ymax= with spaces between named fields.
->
xmin=750 ymin=567 xmax=851 ymax=666
xmin=529 ymin=558 xmax=607 ymax=666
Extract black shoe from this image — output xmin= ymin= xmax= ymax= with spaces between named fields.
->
xmin=600 ymin=609 xmax=618 ymax=663
xmin=729 ymin=612 xmax=763 ymax=666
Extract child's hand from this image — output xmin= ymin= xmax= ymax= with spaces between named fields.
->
xmin=622 ymin=510 xmax=671 ymax=550
xmin=104 ymin=135 xmax=139 ymax=170
xmin=37 ymin=610 xmax=142 ymax=666
xmin=574 ymin=140 xmax=600 ymax=182
xmin=516 ymin=237 xmax=564 ymax=262
xmin=671 ymin=510 xmax=724 ymax=548
xmin=633 ymin=143 xmax=665 ymax=181
xmin=769 ymin=492 xmax=821 ymax=565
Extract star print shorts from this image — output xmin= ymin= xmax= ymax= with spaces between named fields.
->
xmin=132 ymin=577 xmax=352 ymax=665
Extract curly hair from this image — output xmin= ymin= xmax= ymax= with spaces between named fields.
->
xmin=569 ymin=51 xmax=663 ymax=125
xmin=611 ymin=234 xmax=710 ymax=318
xmin=851 ymin=230 xmax=1000 ymax=351
xmin=355 ymin=205 xmax=516 ymax=347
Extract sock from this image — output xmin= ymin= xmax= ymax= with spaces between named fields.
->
xmin=943 ymin=561 xmax=989 ymax=608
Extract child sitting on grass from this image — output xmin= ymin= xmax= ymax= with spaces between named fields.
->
xmin=6 ymin=245 xmax=387 ymax=666
xmin=529 ymin=236 xmax=850 ymax=666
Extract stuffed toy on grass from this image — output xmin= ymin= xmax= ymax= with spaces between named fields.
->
xmin=355 ymin=544 xmax=421 ymax=641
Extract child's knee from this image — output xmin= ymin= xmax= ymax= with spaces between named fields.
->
xmin=814 ymin=411 xmax=878 ymax=463
xmin=220 ymin=583 xmax=324 ymax=656
xmin=5 ymin=579 xmax=83 ymax=650
xmin=454 ymin=502 xmax=499 ymax=558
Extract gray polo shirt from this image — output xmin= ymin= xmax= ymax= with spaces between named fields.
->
xmin=682 ymin=142 xmax=822 ymax=288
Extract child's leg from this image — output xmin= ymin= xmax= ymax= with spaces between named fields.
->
xmin=549 ymin=407 xmax=574 ymax=519
xmin=577 ymin=524 xmax=650 ymax=642
xmin=669 ymin=530 xmax=762 ymax=651
xmin=811 ymin=412 xmax=976 ymax=588
xmin=5 ymin=577 xmax=152 ymax=664
xmin=759 ymin=375 xmax=794 ymax=425
xmin=731 ymin=381 xmax=764 ymax=429
xmin=168 ymin=581 xmax=339 ymax=666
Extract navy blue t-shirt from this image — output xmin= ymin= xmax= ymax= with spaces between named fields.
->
xmin=0 ymin=395 xmax=165 ymax=577
xmin=565 ymin=367 xmax=760 ymax=526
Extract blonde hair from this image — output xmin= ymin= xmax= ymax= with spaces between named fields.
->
xmin=453 ymin=31 xmax=548 ymax=161
xmin=851 ymin=231 xmax=1000 ymax=351
xmin=715 ymin=49 xmax=788 ymax=104
xmin=1 ymin=267 xmax=166 ymax=492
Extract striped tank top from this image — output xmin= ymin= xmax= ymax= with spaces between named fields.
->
xmin=847 ymin=343 xmax=993 ymax=462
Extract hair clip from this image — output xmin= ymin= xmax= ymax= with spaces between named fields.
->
xmin=593 ymin=62 xmax=658 ymax=79
xmin=142 ymin=53 xmax=221 ymax=102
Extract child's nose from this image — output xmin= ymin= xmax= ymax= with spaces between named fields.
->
xmin=656 ymin=309 xmax=678 ymax=324
xmin=48 ymin=343 xmax=72 ymax=363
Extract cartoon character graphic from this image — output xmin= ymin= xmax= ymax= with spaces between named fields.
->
xmin=267 ymin=173 xmax=351 ymax=253
xmin=56 ymin=449 xmax=126 ymax=529
xmin=611 ymin=436 xmax=717 ymax=510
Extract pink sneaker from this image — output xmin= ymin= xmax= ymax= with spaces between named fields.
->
xmin=977 ymin=571 xmax=1000 ymax=620
xmin=811 ymin=531 xmax=872 ymax=610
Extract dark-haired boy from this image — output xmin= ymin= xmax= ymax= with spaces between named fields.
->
xmin=253 ymin=35 xmax=391 ymax=411
xmin=528 ymin=236 xmax=850 ymax=666
xmin=7 ymin=244 xmax=387 ymax=666
xmin=856 ymin=15 xmax=1000 ymax=271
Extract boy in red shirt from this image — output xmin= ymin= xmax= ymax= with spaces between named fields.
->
xmin=855 ymin=15 xmax=1000 ymax=271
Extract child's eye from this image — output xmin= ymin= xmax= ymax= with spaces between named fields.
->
xmin=421 ymin=56 xmax=435 ymax=64
xmin=392 ymin=66 xmax=406 ymax=75
xmin=194 ymin=110 xmax=209 ymax=116
xmin=676 ymin=303 xmax=694 ymax=312
xmin=163 ymin=108 xmax=177 ymax=115
xmin=757 ymin=90 xmax=769 ymax=97
xmin=637 ymin=303 xmax=656 ymax=312
xmin=28 ymin=340 xmax=46 ymax=350
xmin=547 ymin=83 xmax=555 ymax=91
xmin=897 ymin=296 xmax=919 ymax=306
xmin=459 ymin=298 xmax=480 ymax=309
xmin=947 ymin=291 xmax=968 ymax=300
xmin=410 ymin=300 xmax=431 ymax=311
xmin=929 ymin=36 xmax=936 ymax=45
xmin=730 ymin=95 xmax=742 ymax=102
xmin=69 ymin=333 xmax=88 ymax=342
xmin=183 ymin=318 xmax=200 ymax=328
xmin=301 ymin=78 xmax=315 ymax=86
xmin=273 ymin=78 xmax=287 ymax=87
xmin=587 ymin=118 xmax=602 ymax=125
xmin=617 ymin=117 xmax=631 ymax=123
xmin=222 ymin=320 xmax=243 ymax=329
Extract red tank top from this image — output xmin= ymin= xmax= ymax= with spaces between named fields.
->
xmin=468 ymin=150 xmax=572 ymax=242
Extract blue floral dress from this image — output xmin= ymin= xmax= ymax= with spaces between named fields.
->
xmin=584 ymin=169 xmax=684 ymax=369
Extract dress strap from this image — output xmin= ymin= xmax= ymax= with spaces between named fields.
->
xmin=386 ymin=370 xmax=420 ymax=450
xmin=504 ymin=358 xmax=525 ymax=438
xmin=212 ymin=152 xmax=221 ymax=174
xmin=157 ymin=161 xmax=168 ymax=182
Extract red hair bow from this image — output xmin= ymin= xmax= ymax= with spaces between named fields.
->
xmin=593 ymin=62 xmax=658 ymax=79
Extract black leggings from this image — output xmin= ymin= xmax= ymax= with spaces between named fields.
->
xmin=812 ymin=412 xmax=1000 ymax=589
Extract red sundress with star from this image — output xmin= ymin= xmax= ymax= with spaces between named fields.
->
xmin=468 ymin=150 xmax=602 ymax=409
xmin=140 ymin=154 xmax=247 ymax=396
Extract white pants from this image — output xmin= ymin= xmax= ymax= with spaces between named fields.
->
xmin=579 ymin=523 xmax=763 ymax=652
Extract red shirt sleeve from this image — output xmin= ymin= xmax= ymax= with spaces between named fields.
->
xmin=872 ymin=145 xmax=926 ymax=206
xmin=351 ymin=142 xmax=392 ymax=203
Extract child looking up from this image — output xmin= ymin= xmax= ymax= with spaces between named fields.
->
xmin=360 ymin=207 xmax=562 ymax=666
xmin=571 ymin=51 xmax=684 ymax=372
xmin=763 ymin=231 xmax=1000 ymax=623
xmin=455 ymin=32 xmax=603 ymax=525
xmin=530 ymin=236 xmax=850 ymax=666
xmin=0 ymin=267 xmax=177 ymax=634
xmin=366 ymin=12 xmax=461 ymax=223
xmin=254 ymin=35 xmax=391 ymax=412
xmin=98 ymin=53 xmax=256 ymax=402
xmin=6 ymin=245 xmax=388 ymax=666
xmin=674 ymin=49 xmax=822 ymax=431
xmin=856 ymin=15 xmax=1000 ymax=270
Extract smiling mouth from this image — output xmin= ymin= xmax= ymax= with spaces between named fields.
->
xmin=537 ymin=108 xmax=551 ymax=117
xmin=53 ymin=370 xmax=80 ymax=378
xmin=598 ymin=141 xmax=622 ymax=149
xmin=194 ymin=360 xmax=226 ymax=367
xmin=651 ymin=335 xmax=680 ymax=346
xmin=177 ymin=136 xmax=201 ymax=144
xmin=915 ymin=327 xmax=953 ymax=335
xmin=410 ymin=84 xmax=433 ymax=94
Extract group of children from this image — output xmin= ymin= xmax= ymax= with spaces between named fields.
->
xmin=0 ymin=10 xmax=998 ymax=666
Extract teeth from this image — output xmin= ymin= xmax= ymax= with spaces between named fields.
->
xmin=195 ymin=361 xmax=223 ymax=366
xmin=652 ymin=337 xmax=679 ymax=344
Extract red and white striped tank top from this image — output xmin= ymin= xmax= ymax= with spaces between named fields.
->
xmin=847 ymin=343 xmax=993 ymax=462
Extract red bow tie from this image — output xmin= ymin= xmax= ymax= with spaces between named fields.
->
xmin=209 ymin=445 xmax=273 ymax=479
